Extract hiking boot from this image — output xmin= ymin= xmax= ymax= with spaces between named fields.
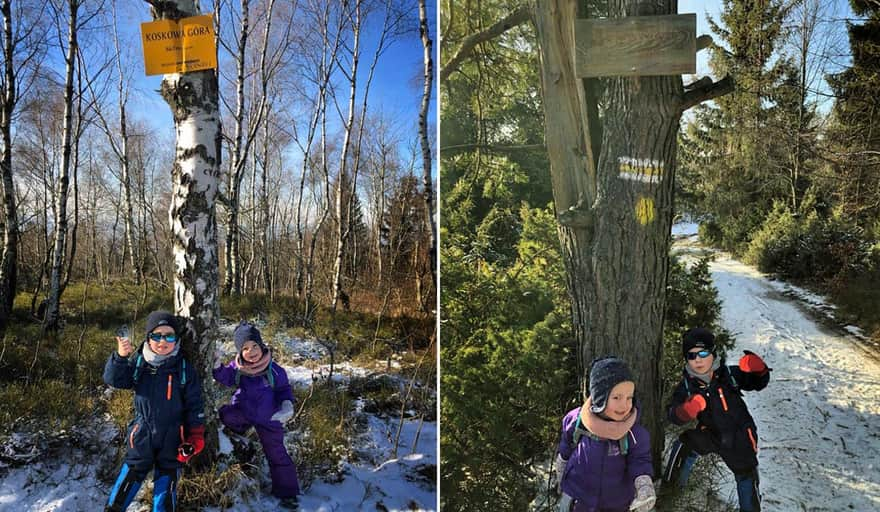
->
xmin=279 ymin=497 xmax=299 ymax=510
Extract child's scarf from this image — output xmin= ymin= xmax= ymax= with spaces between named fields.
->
xmin=141 ymin=339 xmax=179 ymax=366
xmin=580 ymin=398 xmax=637 ymax=441
xmin=686 ymin=356 xmax=722 ymax=384
xmin=235 ymin=347 xmax=272 ymax=376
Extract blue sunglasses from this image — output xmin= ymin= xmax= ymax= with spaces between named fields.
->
xmin=686 ymin=349 xmax=713 ymax=360
xmin=148 ymin=333 xmax=178 ymax=343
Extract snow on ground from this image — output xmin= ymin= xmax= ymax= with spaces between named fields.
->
xmin=705 ymin=252 xmax=880 ymax=510
xmin=671 ymin=221 xmax=699 ymax=238
xmin=0 ymin=328 xmax=437 ymax=511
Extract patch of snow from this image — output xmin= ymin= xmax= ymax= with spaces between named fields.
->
xmin=707 ymin=254 xmax=880 ymax=510
xmin=671 ymin=222 xmax=699 ymax=237
xmin=0 ymin=357 xmax=437 ymax=512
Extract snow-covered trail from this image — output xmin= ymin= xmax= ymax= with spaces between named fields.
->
xmin=707 ymin=253 xmax=880 ymax=511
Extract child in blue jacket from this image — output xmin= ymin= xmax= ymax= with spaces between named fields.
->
xmin=213 ymin=321 xmax=300 ymax=509
xmin=663 ymin=328 xmax=771 ymax=512
xmin=103 ymin=311 xmax=205 ymax=512
xmin=555 ymin=356 xmax=655 ymax=512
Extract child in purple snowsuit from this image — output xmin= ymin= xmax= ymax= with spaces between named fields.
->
xmin=554 ymin=357 xmax=655 ymax=512
xmin=213 ymin=321 xmax=299 ymax=507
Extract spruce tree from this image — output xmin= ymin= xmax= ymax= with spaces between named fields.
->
xmin=680 ymin=0 xmax=791 ymax=252
xmin=825 ymin=1 xmax=880 ymax=227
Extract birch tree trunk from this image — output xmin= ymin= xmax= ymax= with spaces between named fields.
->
xmin=0 ymin=0 xmax=20 ymax=330
xmin=113 ymin=1 xmax=140 ymax=284
xmin=331 ymin=0 xmax=395 ymax=312
xmin=147 ymin=0 xmax=222 ymax=459
xmin=418 ymin=0 xmax=436 ymax=304
xmin=534 ymin=0 xmax=733 ymax=467
xmin=330 ymin=0 xmax=362 ymax=312
xmin=43 ymin=0 xmax=79 ymax=331
xmin=223 ymin=0 xmax=250 ymax=297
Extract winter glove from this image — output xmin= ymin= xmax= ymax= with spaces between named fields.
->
xmin=558 ymin=493 xmax=574 ymax=512
xmin=116 ymin=336 xmax=133 ymax=358
xmin=676 ymin=394 xmax=707 ymax=421
xmin=553 ymin=453 xmax=567 ymax=493
xmin=739 ymin=350 xmax=770 ymax=374
xmin=212 ymin=348 xmax=225 ymax=369
xmin=629 ymin=474 xmax=656 ymax=511
xmin=270 ymin=400 xmax=294 ymax=424
xmin=176 ymin=425 xmax=205 ymax=464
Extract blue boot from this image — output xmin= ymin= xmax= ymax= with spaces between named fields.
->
xmin=152 ymin=467 xmax=180 ymax=512
xmin=735 ymin=468 xmax=761 ymax=512
xmin=106 ymin=463 xmax=146 ymax=512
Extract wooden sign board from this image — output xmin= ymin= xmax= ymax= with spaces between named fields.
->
xmin=575 ymin=14 xmax=696 ymax=77
xmin=141 ymin=14 xmax=217 ymax=76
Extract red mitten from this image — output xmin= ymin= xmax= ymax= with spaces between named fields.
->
xmin=739 ymin=350 xmax=769 ymax=374
xmin=177 ymin=425 xmax=205 ymax=464
xmin=676 ymin=394 xmax=707 ymax=421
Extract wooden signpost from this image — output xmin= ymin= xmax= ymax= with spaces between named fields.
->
xmin=574 ymin=14 xmax=696 ymax=77
xmin=141 ymin=14 xmax=217 ymax=76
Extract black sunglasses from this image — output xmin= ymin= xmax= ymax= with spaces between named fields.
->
xmin=148 ymin=333 xmax=178 ymax=343
xmin=686 ymin=349 xmax=713 ymax=360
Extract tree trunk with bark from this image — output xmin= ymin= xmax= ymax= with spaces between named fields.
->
xmin=534 ymin=0 xmax=733 ymax=468
xmin=418 ymin=0 xmax=436 ymax=306
xmin=148 ymin=0 xmax=222 ymax=463
xmin=0 ymin=0 xmax=20 ymax=331
xmin=43 ymin=0 xmax=79 ymax=331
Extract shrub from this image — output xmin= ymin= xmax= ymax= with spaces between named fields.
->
xmin=745 ymin=203 xmax=873 ymax=285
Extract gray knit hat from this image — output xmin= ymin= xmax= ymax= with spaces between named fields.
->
xmin=588 ymin=356 xmax=634 ymax=414
xmin=233 ymin=321 xmax=265 ymax=352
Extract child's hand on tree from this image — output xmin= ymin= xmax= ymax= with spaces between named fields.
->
xmin=271 ymin=400 xmax=294 ymax=423
xmin=739 ymin=350 xmax=771 ymax=374
xmin=629 ymin=475 xmax=656 ymax=511
xmin=213 ymin=348 xmax=225 ymax=369
xmin=116 ymin=336 xmax=133 ymax=358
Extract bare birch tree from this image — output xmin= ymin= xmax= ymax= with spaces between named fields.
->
xmin=418 ymin=0 xmax=435 ymax=302
xmin=0 ymin=0 xmax=46 ymax=330
xmin=43 ymin=0 xmax=81 ymax=331
xmin=145 ymin=0 xmax=222 ymax=454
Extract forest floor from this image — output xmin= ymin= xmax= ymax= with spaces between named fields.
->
xmin=0 ymin=321 xmax=437 ymax=511
xmin=669 ymin=223 xmax=880 ymax=511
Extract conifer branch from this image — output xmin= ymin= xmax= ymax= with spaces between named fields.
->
xmin=440 ymin=5 xmax=531 ymax=82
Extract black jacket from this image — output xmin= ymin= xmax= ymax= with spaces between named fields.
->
xmin=667 ymin=359 xmax=769 ymax=452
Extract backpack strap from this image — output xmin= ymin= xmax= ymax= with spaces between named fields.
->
xmin=132 ymin=354 xmax=144 ymax=383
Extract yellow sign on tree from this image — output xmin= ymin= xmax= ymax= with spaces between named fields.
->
xmin=141 ymin=14 xmax=217 ymax=76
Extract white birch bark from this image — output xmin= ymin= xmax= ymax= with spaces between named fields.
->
xmin=43 ymin=0 xmax=79 ymax=331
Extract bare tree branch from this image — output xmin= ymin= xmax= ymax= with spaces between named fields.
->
xmin=679 ymin=74 xmax=735 ymax=112
xmin=440 ymin=4 xmax=530 ymax=82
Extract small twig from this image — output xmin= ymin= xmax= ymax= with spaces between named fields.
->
xmin=291 ymin=382 xmax=315 ymax=425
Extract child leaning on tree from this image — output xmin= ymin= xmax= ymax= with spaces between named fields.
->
xmin=663 ymin=327 xmax=771 ymax=512
xmin=103 ymin=311 xmax=206 ymax=512
xmin=213 ymin=321 xmax=300 ymax=509
xmin=554 ymin=356 xmax=656 ymax=512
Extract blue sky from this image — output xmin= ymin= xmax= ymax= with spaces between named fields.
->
xmin=679 ymin=0 xmax=856 ymax=112
xmin=122 ymin=0 xmax=438 ymax=154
